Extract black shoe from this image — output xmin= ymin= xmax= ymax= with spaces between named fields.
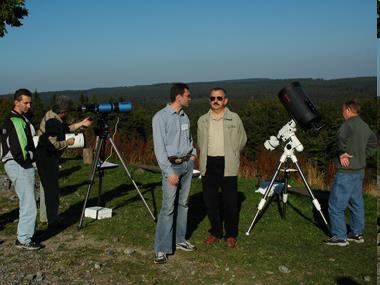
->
xmin=175 ymin=240 xmax=196 ymax=251
xmin=154 ymin=252 xmax=167 ymax=264
xmin=15 ymin=239 xmax=43 ymax=250
xmin=347 ymin=232 xmax=364 ymax=243
xmin=323 ymin=236 xmax=349 ymax=247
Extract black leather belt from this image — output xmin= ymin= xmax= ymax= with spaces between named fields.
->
xmin=168 ymin=154 xmax=192 ymax=165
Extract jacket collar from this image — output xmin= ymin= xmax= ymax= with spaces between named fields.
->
xmin=11 ymin=110 xmax=28 ymax=121
xmin=165 ymin=104 xmax=184 ymax=115
xmin=207 ymin=107 xmax=232 ymax=120
xmin=47 ymin=110 xmax=64 ymax=123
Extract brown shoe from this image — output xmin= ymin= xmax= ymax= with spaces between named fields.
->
xmin=204 ymin=235 xmax=219 ymax=245
xmin=226 ymin=237 xmax=237 ymax=248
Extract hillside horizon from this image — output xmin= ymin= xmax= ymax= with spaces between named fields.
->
xmin=0 ymin=76 xmax=376 ymax=104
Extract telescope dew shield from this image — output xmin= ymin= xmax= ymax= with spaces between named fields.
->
xmin=278 ymin=82 xmax=323 ymax=130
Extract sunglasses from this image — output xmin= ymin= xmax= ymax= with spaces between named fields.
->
xmin=209 ymin=96 xmax=224 ymax=102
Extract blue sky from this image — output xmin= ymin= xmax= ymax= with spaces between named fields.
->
xmin=378 ymin=41 xmax=380 ymax=96
xmin=0 ymin=0 xmax=376 ymax=94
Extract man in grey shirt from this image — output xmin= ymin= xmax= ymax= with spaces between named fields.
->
xmin=152 ymin=83 xmax=196 ymax=264
xmin=324 ymin=99 xmax=377 ymax=246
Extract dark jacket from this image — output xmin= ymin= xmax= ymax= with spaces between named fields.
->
xmin=1 ymin=110 xmax=36 ymax=167
xmin=336 ymin=116 xmax=377 ymax=172
xmin=37 ymin=110 xmax=70 ymax=158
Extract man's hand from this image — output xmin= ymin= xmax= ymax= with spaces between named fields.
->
xmin=339 ymin=153 xmax=353 ymax=168
xmin=81 ymin=117 xmax=93 ymax=128
xmin=66 ymin=138 xmax=75 ymax=145
xmin=190 ymin=155 xmax=196 ymax=161
xmin=168 ymin=174 xmax=179 ymax=186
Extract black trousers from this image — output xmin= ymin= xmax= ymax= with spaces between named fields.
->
xmin=202 ymin=156 xmax=238 ymax=238
xmin=36 ymin=151 xmax=60 ymax=225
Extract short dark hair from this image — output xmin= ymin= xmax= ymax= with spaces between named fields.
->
xmin=52 ymin=95 xmax=73 ymax=113
xmin=344 ymin=99 xmax=361 ymax=114
xmin=210 ymin=87 xmax=227 ymax=96
xmin=170 ymin=83 xmax=189 ymax=102
xmin=14 ymin=88 xmax=32 ymax=101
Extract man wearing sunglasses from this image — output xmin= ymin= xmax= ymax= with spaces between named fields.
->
xmin=197 ymin=87 xmax=247 ymax=248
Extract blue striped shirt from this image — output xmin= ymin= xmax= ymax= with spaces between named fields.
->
xmin=152 ymin=105 xmax=196 ymax=176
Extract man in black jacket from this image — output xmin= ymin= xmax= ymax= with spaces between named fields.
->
xmin=36 ymin=96 xmax=92 ymax=228
xmin=324 ymin=99 xmax=377 ymax=246
xmin=1 ymin=89 xmax=42 ymax=250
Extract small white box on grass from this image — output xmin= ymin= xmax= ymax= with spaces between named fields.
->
xmin=84 ymin=206 xmax=112 ymax=219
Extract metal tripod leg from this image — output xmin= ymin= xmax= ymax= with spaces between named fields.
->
xmin=245 ymin=160 xmax=284 ymax=235
xmin=108 ymin=138 xmax=156 ymax=221
xmin=281 ymin=168 xmax=289 ymax=219
xmin=293 ymin=161 xmax=328 ymax=226
xmin=281 ymin=161 xmax=293 ymax=219
xmin=78 ymin=136 xmax=105 ymax=229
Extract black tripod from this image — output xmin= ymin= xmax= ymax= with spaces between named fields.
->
xmin=78 ymin=115 xmax=155 ymax=229
xmin=275 ymin=161 xmax=302 ymax=219
xmin=246 ymin=141 xmax=328 ymax=236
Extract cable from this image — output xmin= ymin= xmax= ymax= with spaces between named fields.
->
xmin=104 ymin=116 xmax=120 ymax=163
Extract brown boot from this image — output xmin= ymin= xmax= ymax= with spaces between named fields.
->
xmin=226 ymin=237 xmax=237 ymax=248
xmin=204 ymin=235 xmax=219 ymax=245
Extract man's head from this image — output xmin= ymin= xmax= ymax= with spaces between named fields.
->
xmin=53 ymin=95 xmax=73 ymax=119
xmin=342 ymin=99 xmax=360 ymax=120
xmin=209 ymin=87 xmax=228 ymax=112
xmin=13 ymin=88 xmax=32 ymax=115
xmin=170 ymin=83 xmax=191 ymax=107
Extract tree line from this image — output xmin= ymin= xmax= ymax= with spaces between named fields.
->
xmin=0 ymin=89 xmax=377 ymax=177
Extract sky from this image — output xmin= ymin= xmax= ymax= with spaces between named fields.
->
xmin=378 ymin=41 xmax=380 ymax=96
xmin=0 ymin=0 xmax=376 ymax=95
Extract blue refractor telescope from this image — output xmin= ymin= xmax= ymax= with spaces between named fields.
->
xmin=78 ymin=102 xmax=132 ymax=114
xmin=77 ymin=98 xmax=156 ymax=229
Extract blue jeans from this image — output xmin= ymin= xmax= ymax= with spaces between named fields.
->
xmin=154 ymin=160 xmax=193 ymax=254
xmin=328 ymin=170 xmax=365 ymax=240
xmin=4 ymin=160 xmax=37 ymax=244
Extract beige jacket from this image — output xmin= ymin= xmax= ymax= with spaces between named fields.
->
xmin=197 ymin=107 xmax=247 ymax=176
xmin=37 ymin=110 xmax=76 ymax=151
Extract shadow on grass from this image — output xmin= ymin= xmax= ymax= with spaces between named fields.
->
xmin=287 ymin=188 xmax=330 ymax=235
xmin=186 ymin=191 xmax=246 ymax=239
xmin=112 ymin=181 xmax=161 ymax=217
xmin=60 ymin=181 xmax=89 ymax=197
xmin=0 ymin=208 xmax=19 ymax=229
xmin=336 ymin=277 xmax=361 ymax=285
xmin=36 ymin=180 xmax=160 ymax=242
xmin=249 ymin=189 xmax=330 ymax=235
xmin=186 ymin=191 xmax=206 ymax=239
xmin=59 ymin=165 xmax=82 ymax=179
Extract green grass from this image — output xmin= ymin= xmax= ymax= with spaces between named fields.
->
xmin=0 ymin=157 xmax=377 ymax=284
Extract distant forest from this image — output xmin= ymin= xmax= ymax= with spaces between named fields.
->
xmin=0 ymin=77 xmax=378 ymax=178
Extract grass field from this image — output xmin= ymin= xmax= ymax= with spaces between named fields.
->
xmin=0 ymin=156 xmax=377 ymax=284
